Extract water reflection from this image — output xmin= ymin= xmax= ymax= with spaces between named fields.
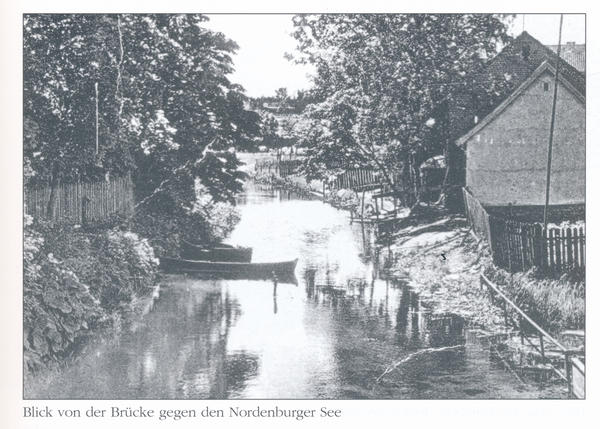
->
xmin=28 ymin=181 xmax=566 ymax=400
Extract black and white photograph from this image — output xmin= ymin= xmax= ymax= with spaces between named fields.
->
xmin=3 ymin=6 xmax=595 ymax=427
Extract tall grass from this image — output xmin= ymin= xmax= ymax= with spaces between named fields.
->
xmin=484 ymin=266 xmax=585 ymax=334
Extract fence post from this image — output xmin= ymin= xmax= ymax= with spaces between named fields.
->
xmin=566 ymin=227 xmax=573 ymax=269
xmin=555 ymin=229 xmax=562 ymax=271
xmin=520 ymin=224 xmax=526 ymax=271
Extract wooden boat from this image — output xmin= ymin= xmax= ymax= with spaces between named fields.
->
xmin=159 ymin=257 xmax=298 ymax=278
xmin=181 ymin=239 xmax=253 ymax=263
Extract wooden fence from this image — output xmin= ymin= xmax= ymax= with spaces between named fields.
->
xmin=255 ymin=158 xmax=386 ymax=192
xmin=25 ymin=174 xmax=135 ymax=224
xmin=330 ymin=169 xmax=382 ymax=191
xmin=463 ymin=187 xmax=492 ymax=244
xmin=255 ymin=159 xmax=302 ymax=177
xmin=463 ymin=188 xmax=585 ymax=273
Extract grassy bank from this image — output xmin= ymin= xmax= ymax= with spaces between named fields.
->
xmin=483 ymin=266 xmax=585 ymax=335
xmin=389 ymin=214 xmax=584 ymax=338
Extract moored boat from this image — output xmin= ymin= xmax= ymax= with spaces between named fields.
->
xmin=181 ymin=239 xmax=253 ymax=263
xmin=159 ymin=257 xmax=298 ymax=278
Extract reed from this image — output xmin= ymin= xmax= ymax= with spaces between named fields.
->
xmin=484 ymin=265 xmax=585 ymax=334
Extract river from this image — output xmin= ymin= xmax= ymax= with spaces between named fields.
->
xmin=27 ymin=181 xmax=566 ymax=399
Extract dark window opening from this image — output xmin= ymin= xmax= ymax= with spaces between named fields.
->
xmin=543 ymin=82 xmax=550 ymax=91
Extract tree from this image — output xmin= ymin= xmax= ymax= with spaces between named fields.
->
xmin=290 ymin=14 xmax=514 ymax=204
xmin=23 ymin=14 xmax=262 ymax=221
xmin=275 ymin=87 xmax=288 ymax=101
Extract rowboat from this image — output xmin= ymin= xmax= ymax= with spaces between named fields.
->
xmin=181 ymin=239 xmax=253 ymax=263
xmin=159 ymin=257 xmax=298 ymax=278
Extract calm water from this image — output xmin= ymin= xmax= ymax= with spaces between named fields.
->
xmin=29 ymin=182 xmax=566 ymax=399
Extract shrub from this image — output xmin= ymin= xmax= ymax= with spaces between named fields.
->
xmin=127 ymin=200 xmax=240 ymax=257
xmin=24 ymin=221 xmax=159 ymax=372
xmin=24 ymin=240 xmax=103 ymax=371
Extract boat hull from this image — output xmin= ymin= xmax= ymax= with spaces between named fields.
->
xmin=181 ymin=240 xmax=253 ymax=263
xmin=159 ymin=257 xmax=298 ymax=278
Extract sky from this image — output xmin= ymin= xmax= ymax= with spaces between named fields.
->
xmin=202 ymin=13 xmax=586 ymax=99
xmin=202 ymin=14 xmax=314 ymax=99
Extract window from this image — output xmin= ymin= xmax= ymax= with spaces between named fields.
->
xmin=543 ymin=82 xmax=550 ymax=91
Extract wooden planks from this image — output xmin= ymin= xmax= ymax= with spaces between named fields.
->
xmin=25 ymin=174 xmax=134 ymax=224
xmin=462 ymin=189 xmax=584 ymax=273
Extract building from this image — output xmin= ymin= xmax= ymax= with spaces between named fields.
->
xmin=547 ymin=42 xmax=585 ymax=73
xmin=450 ymin=32 xmax=585 ymax=221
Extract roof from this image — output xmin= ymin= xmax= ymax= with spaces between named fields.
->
xmin=450 ymin=32 xmax=585 ymax=146
xmin=455 ymin=61 xmax=584 ymax=147
xmin=547 ymin=43 xmax=585 ymax=73
xmin=479 ymin=32 xmax=585 ymax=97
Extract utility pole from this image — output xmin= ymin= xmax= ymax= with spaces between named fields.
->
xmin=95 ymin=82 xmax=99 ymax=155
xmin=543 ymin=14 xmax=563 ymax=229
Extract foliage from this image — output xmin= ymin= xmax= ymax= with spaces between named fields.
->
xmin=289 ymin=14 xmax=514 ymax=192
xmin=484 ymin=266 xmax=585 ymax=334
xmin=23 ymin=14 xmax=262 ymax=217
xmin=249 ymin=89 xmax=320 ymax=115
xmin=127 ymin=198 xmax=241 ymax=257
xmin=24 ymin=221 xmax=159 ymax=372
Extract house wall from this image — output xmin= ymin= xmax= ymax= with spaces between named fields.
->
xmin=465 ymin=70 xmax=585 ymax=206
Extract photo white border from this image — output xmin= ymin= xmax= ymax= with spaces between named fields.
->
xmin=3 ymin=2 xmax=598 ymax=428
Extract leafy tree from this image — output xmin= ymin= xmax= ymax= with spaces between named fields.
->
xmin=290 ymin=14 xmax=514 ymax=204
xmin=23 ymin=14 xmax=262 ymax=221
xmin=275 ymin=87 xmax=288 ymax=101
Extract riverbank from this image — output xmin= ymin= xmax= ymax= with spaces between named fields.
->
xmin=23 ymin=193 xmax=241 ymax=381
xmin=246 ymin=152 xmax=584 ymax=351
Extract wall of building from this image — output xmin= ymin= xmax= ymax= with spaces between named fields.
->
xmin=465 ymin=69 xmax=585 ymax=206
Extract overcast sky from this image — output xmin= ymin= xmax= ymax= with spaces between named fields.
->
xmin=202 ymin=14 xmax=586 ymax=99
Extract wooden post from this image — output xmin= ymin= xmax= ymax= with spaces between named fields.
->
xmin=555 ymin=229 xmax=562 ymax=271
xmin=566 ymin=227 xmax=573 ymax=269
xmin=519 ymin=315 xmax=524 ymax=345
xmin=572 ymin=227 xmax=579 ymax=269
xmin=564 ymin=351 xmax=572 ymax=396
xmin=520 ymin=224 xmax=526 ymax=271
xmin=579 ymin=226 xmax=585 ymax=269
xmin=543 ymin=15 xmax=563 ymax=228
xmin=361 ymin=189 xmax=366 ymax=220
xmin=95 ymin=82 xmax=99 ymax=155
xmin=533 ymin=224 xmax=543 ymax=267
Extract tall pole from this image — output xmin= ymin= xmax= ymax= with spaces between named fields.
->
xmin=543 ymin=14 xmax=563 ymax=229
xmin=95 ymin=82 xmax=99 ymax=155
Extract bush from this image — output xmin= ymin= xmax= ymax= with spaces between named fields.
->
xmin=127 ymin=200 xmax=240 ymax=257
xmin=24 ymin=220 xmax=159 ymax=372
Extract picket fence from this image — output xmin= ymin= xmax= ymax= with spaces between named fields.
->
xmin=463 ymin=188 xmax=585 ymax=273
xmin=329 ymin=169 xmax=383 ymax=191
xmin=25 ymin=174 xmax=135 ymax=224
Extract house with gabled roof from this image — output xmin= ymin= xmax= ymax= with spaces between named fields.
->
xmin=548 ymin=42 xmax=585 ymax=73
xmin=444 ymin=32 xmax=585 ymax=221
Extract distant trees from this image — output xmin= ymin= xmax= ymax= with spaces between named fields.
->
xmin=289 ymin=14 xmax=514 ymax=203
xmin=24 ymin=14 xmax=262 ymax=219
